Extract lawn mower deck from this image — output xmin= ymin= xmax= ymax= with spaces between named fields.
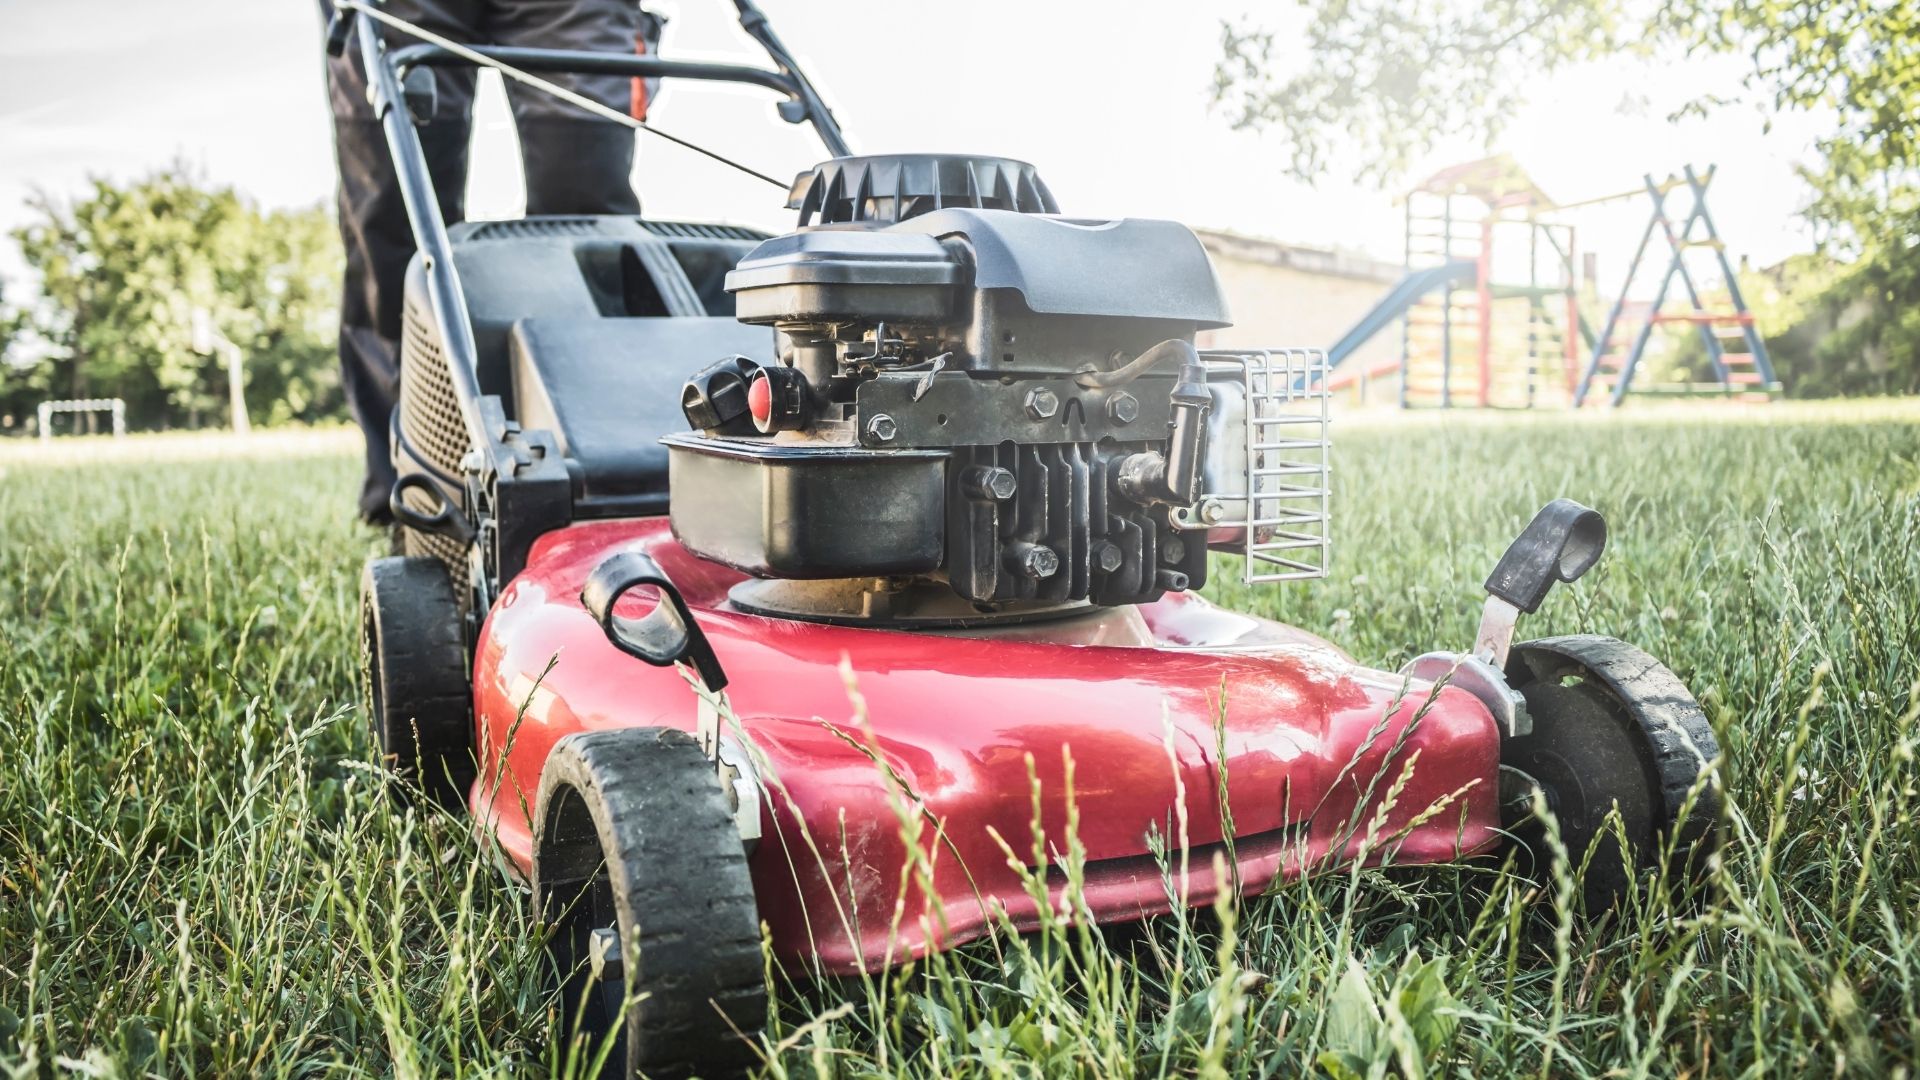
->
xmin=471 ymin=515 xmax=1503 ymax=974
xmin=334 ymin=3 xmax=1721 ymax=1075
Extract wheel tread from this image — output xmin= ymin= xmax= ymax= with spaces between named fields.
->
xmin=361 ymin=556 xmax=474 ymax=808
xmin=1504 ymin=635 xmax=1722 ymax=911
xmin=534 ymin=727 xmax=766 ymax=1078
xmin=1523 ymin=634 xmax=1722 ymax=849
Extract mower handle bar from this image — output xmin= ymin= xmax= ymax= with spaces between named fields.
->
xmin=334 ymin=0 xmax=851 ymax=477
xmin=392 ymin=44 xmax=795 ymax=92
xmin=389 ymin=43 xmax=844 ymax=157
xmin=343 ymin=7 xmax=491 ymax=454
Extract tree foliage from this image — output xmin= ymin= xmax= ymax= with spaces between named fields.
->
xmin=0 ymin=283 xmax=35 ymax=428
xmin=5 ymin=165 xmax=344 ymax=431
xmin=1213 ymin=0 xmax=1920 ymax=395
xmin=0 ymin=283 xmax=16 ymax=356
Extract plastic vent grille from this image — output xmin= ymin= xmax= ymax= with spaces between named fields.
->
xmin=462 ymin=217 xmax=601 ymax=241
xmin=1192 ymin=348 xmax=1332 ymax=583
xmin=788 ymin=154 xmax=1058 ymax=227
xmin=397 ymin=298 xmax=472 ymax=583
xmin=640 ymin=220 xmax=771 ymax=241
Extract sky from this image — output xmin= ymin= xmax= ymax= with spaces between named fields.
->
xmin=0 ymin=0 xmax=1835 ymax=305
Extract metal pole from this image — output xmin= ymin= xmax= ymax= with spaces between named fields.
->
xmin=352 ymin=11 xmax=490 ymax=453
xmin=1526 ymin=218 xmax=1540 ymax=408
xmin=1563 ymin=225 xmax=1580 ymax=398
xmin=1575 ymin=176 xmax=1664 ymax=406
xmin=1646 ymin=171 xmax=1726 ymax=379
xmin=1441 ymin=195 xmax=1454 ymax=408
xmin=225 ymin=340 xmax=251 ymax=435
xmin=1685 ymin=164 xmax=1778 ymax=387
xmin=1476 ymin=215 xmax=1493 ymax=408
xmin=1612 ymin=258 xmax=1683 ymax=407
xmin=1399 ymin=194 xmax=1412 ymax=411
xmin=1609 ymin=181 xmax=1713 ymax=403
xmin=732 ymin=0 xmax=852 ymax=157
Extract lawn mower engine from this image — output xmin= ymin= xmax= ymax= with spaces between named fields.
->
xmin=668 ymin=153 xmax=1312 ymax=624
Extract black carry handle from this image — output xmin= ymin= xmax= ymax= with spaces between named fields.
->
xmin=1484 ymin=498 xmax=1608 ymax=614
xmin=581 ymin=550 xmax=729 ymax=692
xmin=391 ymin=473 xmax=477 ymax=544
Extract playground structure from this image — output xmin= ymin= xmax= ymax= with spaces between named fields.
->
xmin=36 ymin=398 xmax=127 ymax=442
xmin=1322 ymin=155 xmax=1779 ymax=408
xmin=1574 ymin=165 xmax=1779 ymax=406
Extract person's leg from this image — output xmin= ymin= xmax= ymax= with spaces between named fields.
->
xmin=483 ymin=0 xmax=642 ymax=215
xmin=322 ymin=0 xmax=480 ymax=521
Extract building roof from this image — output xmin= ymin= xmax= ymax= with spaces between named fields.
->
xmin=1194 ymin=229 xmax=1400 ymax=284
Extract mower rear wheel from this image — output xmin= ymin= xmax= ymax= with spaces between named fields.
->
xmin=533 ymin=727 xmax=766 ymax=1080
xmin=360 ymin=556 xmax=474 ymax=808
xmin=1501 ymin=635 xmax=1721 ymax=912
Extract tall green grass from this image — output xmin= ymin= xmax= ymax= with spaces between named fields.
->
xmin=1 ymin=404 xmax=1917 ymax=1077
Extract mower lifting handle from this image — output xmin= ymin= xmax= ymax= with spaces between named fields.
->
xmin=582 ymin=550 xmax=728 ymax=692
xmin=1398 ymin=498 xmax=1607 ymax=738
xmin=1474 ymin=498 xmax=1607 ymax=668
xmin=1484 ymin=499 xmax=1608 ymax=615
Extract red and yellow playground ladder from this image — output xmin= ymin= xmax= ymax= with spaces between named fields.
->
xmin=1400 ymin=158 xmax=1582 ymax=409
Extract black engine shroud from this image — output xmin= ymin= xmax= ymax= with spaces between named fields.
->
xmin=670 ymin=154 xmax=1233 ymax=615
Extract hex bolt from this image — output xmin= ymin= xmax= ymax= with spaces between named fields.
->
xmin=1161 ymin=537 xmax=1188 ymax=564
xmin=589 ymin=926 xmax=623 ymax=983
xmin=961 ymin=465 xmax=1018 ymax=502
xmin=1199 ymin=499 xmax=1225 ymax=525
xmin=1023 ymin=387 xmax=1060 ymax=421
xmin=1106 ymin=392 xmax=1139 ymax=424
xmin=865 ymin=413 xmax=898 ymax=443
xmin=1091 ymin=540 xmax=1124 ymax=574
xmin=1006 ymin=541 xmax=1060 ymax=580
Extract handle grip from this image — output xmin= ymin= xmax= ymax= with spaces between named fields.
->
xmin=581 ymin=550 xmax=728 ymax=692
xmin=325 ymin=6 xmax=354 ymax=57
xmin=390 ymin=473 xmax=475 ymax=545
xmin=1483 ymin=498 xmax=1608 ymax=614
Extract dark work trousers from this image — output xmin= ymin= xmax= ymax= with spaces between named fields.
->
xmin=322 ymin=0 xmax=641 ymax=521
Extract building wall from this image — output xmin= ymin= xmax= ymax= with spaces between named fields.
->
xmin=1193 ymin=231 xmax=1402 ymax=385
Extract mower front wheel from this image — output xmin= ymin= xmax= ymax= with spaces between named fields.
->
xmin=533 ymin=727 xmax=766 ymax=1080
xmin=1501 ymin=635 xmax=1721 ymax=912
xmin=360 ymin=556 xmax=474 ymax=808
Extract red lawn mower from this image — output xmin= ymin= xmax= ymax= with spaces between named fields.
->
xmin=335 ymin=4 xmax=1721 ymax=1076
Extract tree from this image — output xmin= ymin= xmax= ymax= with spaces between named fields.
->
xmin=0 ymin=282 xmax=15 ymax=358
xmin=0 ymin=282 xmax=36 ymax=431
xmin=1213 ymin=1 xmax=1920 ymax=395
xmin=9 ymin=165 xmax=345 ymax=430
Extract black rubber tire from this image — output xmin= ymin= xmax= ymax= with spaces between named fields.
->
xmin=534 ymin=727 xmax=766 ymax=1080
xmin=1502 ymin=635 xmax=1721 ymax=912
xmin=359 ymin=556 xmax=475 ymax=808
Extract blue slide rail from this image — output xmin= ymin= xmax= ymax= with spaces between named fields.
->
xmin=1325 ymin=259 xmax=1477 ymax=373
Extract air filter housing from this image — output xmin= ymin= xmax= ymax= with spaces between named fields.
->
xmin=785 ymin=153 xmax=1058 ymax=227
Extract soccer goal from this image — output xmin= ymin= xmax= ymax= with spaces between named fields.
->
xmin=37 ymin=398 xmax=127 ymax=443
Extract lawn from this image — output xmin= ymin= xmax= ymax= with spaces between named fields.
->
xmin=2 ymin=403 xmax=1917 ymax=1077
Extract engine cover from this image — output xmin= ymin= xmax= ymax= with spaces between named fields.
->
xmin=669 ymin=154 xmax=1247 ymax=623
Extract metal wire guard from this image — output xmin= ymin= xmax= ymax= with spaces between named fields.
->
xmin=1191 ymin=349 xmax=1332 ymax=583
